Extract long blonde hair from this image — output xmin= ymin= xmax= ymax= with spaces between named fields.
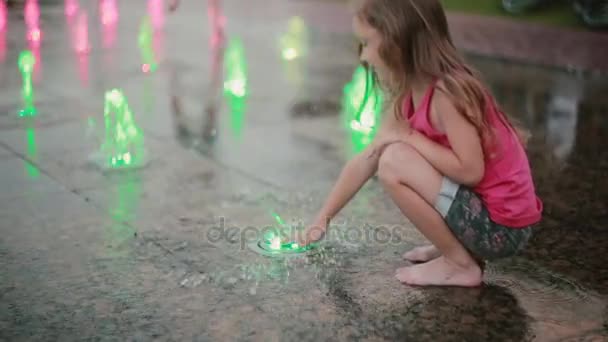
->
xmin=356 ymin=0 xmax=528 ymax=151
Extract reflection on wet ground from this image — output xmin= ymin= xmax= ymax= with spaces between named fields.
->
xmin=0 ymin=0 xmax=607 ymax=340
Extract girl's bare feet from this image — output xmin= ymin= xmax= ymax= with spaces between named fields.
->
xmin=402 ymin=244 xmax=441 ymax=262
xmin=395 ymin=256 xmax=482 ymax=287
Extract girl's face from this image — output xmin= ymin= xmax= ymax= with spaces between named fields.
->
xmin=353 ymin=15 xmax=390 ymax=85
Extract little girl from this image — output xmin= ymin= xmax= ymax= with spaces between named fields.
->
xmin=297 ymin=0 xmax=543 ymax=287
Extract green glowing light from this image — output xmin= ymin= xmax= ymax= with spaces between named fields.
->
xmin=265 ymin=211 xmax=289 ymax=244
xmin=223 ymin=37 xmax=248 ymax=138
xmin=271 ymin=212 xmax=286 ymax=227
xmin=105 ymin=177 xmax=141 ymax=258
xmin=343 ymin=65 xmax=383 ymax=132
xmin=25 ymin=126 xmax=39 ymax=179
xmin=256 ymin=212 xmax=318 ymax=254
xmin=223 ymin=37 xmax=248 ymax=98
xmin=270 ymin=236 xmax=281 ymax=250
xmin=262 ymin=230 xmax=314 ymax=253
xmin=18 ymin=50 xmax=37 ymax=117
xmin=138 ymin=16 xmax=157 ymax=73
xmin=350 ymin=129 xmax=374 ymax=154
xmin=111 ymin=179 xmax=141 ymax=224
xmin=282 ymin=48 xmax=297 ymax=61
xmin=280 ymin=17 xmax=308 ymax=61
xmin=279 ymin=17 xmax=308 ymax=86
xmin=100 ymin=89 xmax=146 ymax=169
xmin=225 ymin=92 xmax=246 ymax=139
xmin=342 ymin=65 xmax=384 ymax=153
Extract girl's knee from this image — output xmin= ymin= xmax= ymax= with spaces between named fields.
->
xmin=378 ymin=143 xmax=421 ymax=185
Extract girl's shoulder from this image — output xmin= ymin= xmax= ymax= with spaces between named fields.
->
xmin=427 ymin=79 xmax=458 ymax=133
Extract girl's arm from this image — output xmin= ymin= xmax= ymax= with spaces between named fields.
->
xmin=310 ymin=144 xmax=380 ymax=228
xmin=301 ymin=111 xmax=401 ymax=243
xmin=405 ymin=91 xmax=485 ymax=186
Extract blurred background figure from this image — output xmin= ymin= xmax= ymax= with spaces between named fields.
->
xmin=544 ymin=75 xmax=582 ymax=163
xmin=168 ymin=0 xmax=180 ymax=12
xmin=170 ymin=0 xmax=225 ymax=145
xmin=503 ymin=0 xmax=608 ymax=28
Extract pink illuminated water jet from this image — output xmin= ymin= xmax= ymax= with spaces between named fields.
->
xmin=77 ymin=54 xmax=89 ymax=86
xmin=73 ymin=11 xmax=90 ymax=54
xmin=100 ymin=0 xmax=118 ymax=48
xmin=0 ymin=0 xmax=7 ymax=32
xmin=100 ymin=0 xmax=118 ymax=26
xmin=0 ymin=31 xmax=5 ymax=62
xmin=64 ymin=0 xmax=79 ymax=19
xmin=208 ymin=0 xmax=225 ymax=49
xmin=148 ymin=0 xmax=164 ymax=31
xmin=25 ymin=0 xmax=42 ymax=46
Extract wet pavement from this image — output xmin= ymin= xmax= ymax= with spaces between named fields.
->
xmin=1 ymin=0 xmax=607 ymax=341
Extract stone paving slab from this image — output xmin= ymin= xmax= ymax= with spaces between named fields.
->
xmin=0 ymin=156 xmax=66 ymax=200
xmin=0 ymin=144 xmax=13 ymax=158
xmin=0 ymin=231 xmax=193 ymax=341
xmin=0 ymin=120 xmax=97 ymax=157
xmin=0 ymin=172 xmax=283 ymax=341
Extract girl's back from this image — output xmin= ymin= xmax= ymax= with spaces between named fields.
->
xmin=403 ymin=82 xmax=542 ymax=228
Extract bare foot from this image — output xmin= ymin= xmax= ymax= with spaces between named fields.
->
xmin=395 ymin=256 xmax=482 ymax=287
xmin=402 ymin=245 xmax=441 ymax=263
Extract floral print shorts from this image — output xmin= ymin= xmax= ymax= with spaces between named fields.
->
xmin=437 ymin=179 xmax=534 ymax=261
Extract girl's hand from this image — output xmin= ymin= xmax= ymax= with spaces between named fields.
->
xmin=295 ymin=223 xmax=327 ymax=246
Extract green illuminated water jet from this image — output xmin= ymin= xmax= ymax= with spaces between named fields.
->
xmin=223 ymin=37 xmax=248 ymax=138
xmin=138 ymin=16 xmax=156 ymax=73
xmin=279 ymin=17 xmax=308 ymax=86
xmin=342 ymin=65 xmax=384 ymax=154
xmin=223 ymin=37 xmax=248 ymax=98
xmin=280 ymin=16 xmax=308 ymax=61
xmin=225 ymin=91 xmax=246 ymax=139
xmin=18 ymin=50 xmax=37 ymax=117
xmin=250 ymin=211 xmax=318 ymax=256
xmin=94 ymin=89 xmax=147 ymax=170
xmin=343 ymin=65 xmax=383 ymax=134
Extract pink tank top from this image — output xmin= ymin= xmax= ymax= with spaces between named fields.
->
xmin=404 ymin=84 xmax=543 ymax=228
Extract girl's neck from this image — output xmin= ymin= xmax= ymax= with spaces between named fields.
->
xmin=410 ymin=76 xmax=433 ymax=94
xmin=409 ymin=77 xmax=434 ymax=108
